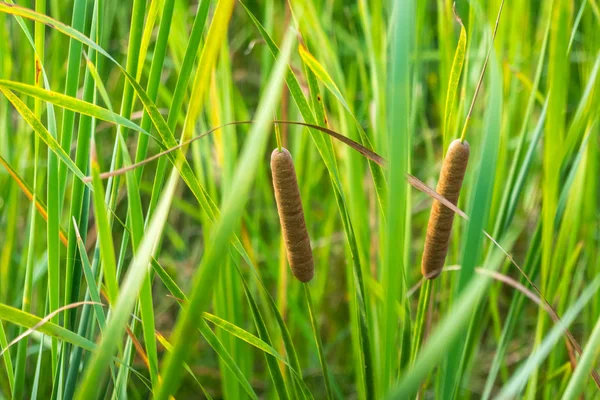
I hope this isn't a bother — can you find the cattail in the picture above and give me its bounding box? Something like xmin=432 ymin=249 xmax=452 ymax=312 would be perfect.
xmin=271 ymin=147 xmax=314 ymax=282
xmin=421 ymin=139 xmax=470 ymax=279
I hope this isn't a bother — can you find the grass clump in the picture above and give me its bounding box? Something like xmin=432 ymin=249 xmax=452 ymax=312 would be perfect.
xmin=0 ymin=0 xmax=599 ymax=399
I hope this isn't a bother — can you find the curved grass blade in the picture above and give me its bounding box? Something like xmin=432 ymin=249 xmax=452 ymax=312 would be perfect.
xmin=0 ymin=87 xmax=89 ymax=186
xmin=0 ymin=80 xmax=154 ymax=139
xmin=135 ymin=0 xmax=161 ymax=81
xmin=0 ymin=304 xmax=96 ymax=353
xmin=0 ymin=304 xmax=149 ymax=389
xmin=0 ymin=301 xmax=101 ymax=359
xmin=90 ymin=120 xmax=385 ymax=182
xmin=84 ymin=54 xmax=113 ymax=112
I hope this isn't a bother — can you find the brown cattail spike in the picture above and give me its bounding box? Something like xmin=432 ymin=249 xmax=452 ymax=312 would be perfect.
xmin=271 ymin=147 xmax=314 ymax=282
xmin=421 ymin=139 xmax=470 ymax=279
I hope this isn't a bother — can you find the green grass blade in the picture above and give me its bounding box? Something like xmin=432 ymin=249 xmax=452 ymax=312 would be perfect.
xmin=0 ymin=322 xmax=13 ymax=393
xmin=383 ymin=0 xmax=413 ymax=395
xmin=30 ymin=334 xmax=44 ymax=399
xmin=562 ymin=313 xmax=600 ymax=399
xmin=0 ymin=79 xmax=154 ymax=138
xmin=0 ymin=88 xmax=89 ymax=185
xmin=12 ymin=184 xmax=38 ymax=400
xmin=74 ymin=222 xmax=107 ymax=331
xmin=84 ymin=55 xmax=113 ymax=111
xmin=90 ymin=143 xmax=119 ymax=305
xmin=0 ymin=305 xmax=96 ymax=353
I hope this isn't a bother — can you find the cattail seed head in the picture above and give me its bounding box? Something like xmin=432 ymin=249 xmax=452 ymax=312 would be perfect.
xmin=421 ymin=139 xmax=470 ymax=279
xmin=271 ymin=147 xmax=314 ymax=282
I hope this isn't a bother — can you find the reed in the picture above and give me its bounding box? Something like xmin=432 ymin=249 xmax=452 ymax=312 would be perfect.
xmin=271 ymin=147 xmax=314 ymax=283
xmin=421 ymin=139 xmax=470 ymax=279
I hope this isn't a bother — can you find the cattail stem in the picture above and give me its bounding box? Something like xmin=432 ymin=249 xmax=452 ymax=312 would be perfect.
xmin=421 ymin=139 xmax=470 ymax=279
xmin=274 ymin=113 xmax=283 ymax=152
xmin=271 ymin=147 xmax=314 ymax=282
xmin=304 ymin=284 xmax=333 ymax=399
xmin=410 ymin=279 xmax=431 ymax=365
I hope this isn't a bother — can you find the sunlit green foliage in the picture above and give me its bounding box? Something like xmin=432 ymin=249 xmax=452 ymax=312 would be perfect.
xmin=0 ymin=0 xmax=599 ymax=398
